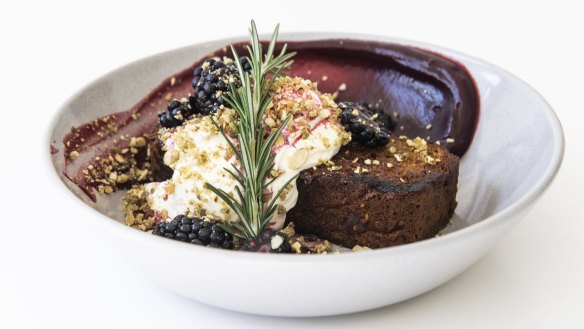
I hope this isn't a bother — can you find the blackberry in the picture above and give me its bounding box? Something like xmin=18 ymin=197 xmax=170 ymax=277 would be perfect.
xmin=191 ymin=57 xmax=251 ymax=115
xmin=338 ymin=102 xmax=393 ymax=148
xmin=152 ymin=215 xmax=234 ymax=249
xmin=241 ymin=229 xmax=292 ymax=253
xmin=158 ymin=97 xmax=198 ymax=128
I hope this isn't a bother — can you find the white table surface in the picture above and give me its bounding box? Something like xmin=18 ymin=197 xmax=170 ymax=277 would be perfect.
xmin=1 ymin=0 xmax=583 ymax=328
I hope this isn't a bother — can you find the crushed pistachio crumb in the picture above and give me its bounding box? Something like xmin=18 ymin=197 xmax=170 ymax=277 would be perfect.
xmin=394 ymin=153 xmax=407 ymax=162
xmin=69 ymin=151 xmax=80 ymax=161
xmin=352 ymin=245 xmax=371 ymax=252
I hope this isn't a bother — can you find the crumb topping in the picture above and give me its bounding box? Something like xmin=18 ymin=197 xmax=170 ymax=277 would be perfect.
xmin=124 ymin=185 xmax=156 ymax=231
xmin=79 ymin=134 xmax=153 ymax=195
xmin=316 ymin=136 xmax=445 ymax=180
xmin=265 ymin=76 xmax=351 ymax=147
xmin=281 ymin=223 xmax=333 ymax=254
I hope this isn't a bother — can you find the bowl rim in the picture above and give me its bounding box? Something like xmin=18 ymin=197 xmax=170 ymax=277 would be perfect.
xmin=45 ymin=32 xmax=565 ymax=263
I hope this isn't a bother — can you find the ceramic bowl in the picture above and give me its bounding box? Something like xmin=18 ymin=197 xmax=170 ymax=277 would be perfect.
xmin=47 ymin=33 xmax=564 ymax=317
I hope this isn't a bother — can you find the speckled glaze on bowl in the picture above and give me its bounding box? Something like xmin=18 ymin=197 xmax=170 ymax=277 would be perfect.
xmin=47 ymin=33 xmax=563 ymax=317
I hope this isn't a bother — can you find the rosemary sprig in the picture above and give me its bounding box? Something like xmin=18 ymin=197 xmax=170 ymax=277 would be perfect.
xmin=205 ymin=21 xmax=297 ymax=239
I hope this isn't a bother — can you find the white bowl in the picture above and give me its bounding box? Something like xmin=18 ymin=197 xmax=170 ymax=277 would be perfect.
xmin=47 ymin=33 xmax=564 ymax=317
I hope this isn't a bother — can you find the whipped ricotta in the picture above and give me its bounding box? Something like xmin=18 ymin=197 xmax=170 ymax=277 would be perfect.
xmin=146 ymin=111 xmax=240 ymax=222
xmin=146 ymin=77 xmax=350 ymax=229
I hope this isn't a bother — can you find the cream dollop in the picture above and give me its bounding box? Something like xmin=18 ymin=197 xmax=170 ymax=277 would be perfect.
xmin=146 ymin=77 xmax=349 ymax=229
xmin=146 ymin=116 xmax=240 ymax=222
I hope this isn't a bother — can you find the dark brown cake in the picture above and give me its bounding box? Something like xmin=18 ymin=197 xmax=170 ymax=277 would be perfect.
xmin=148 ymin=128 xmax=173 ymax=181
xmin=285 ymin=137 xmax=459 ymax=249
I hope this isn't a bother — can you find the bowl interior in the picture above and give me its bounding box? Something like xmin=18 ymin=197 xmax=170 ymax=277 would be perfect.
xmin=48 ymin=33 xmax=563 ymax=242
xmin=444 ymin=56 xmax=563 ymax=234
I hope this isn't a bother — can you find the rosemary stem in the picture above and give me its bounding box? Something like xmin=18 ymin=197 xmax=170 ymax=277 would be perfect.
xmin=206 ymin=21 xmax=295 ymax=239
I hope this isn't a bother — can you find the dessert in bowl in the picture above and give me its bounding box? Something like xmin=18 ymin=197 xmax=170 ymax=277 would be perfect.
xmin=47 ymin=23 xmax=563 ymax=316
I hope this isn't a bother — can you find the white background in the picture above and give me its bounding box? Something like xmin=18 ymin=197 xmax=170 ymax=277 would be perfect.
xmin=1 ymin=0 xmax=583 ymax=328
